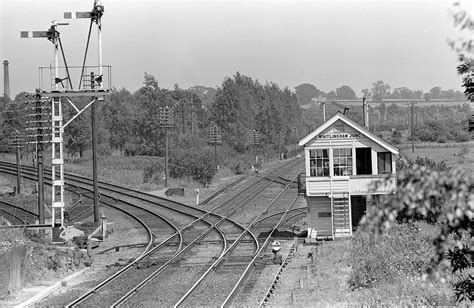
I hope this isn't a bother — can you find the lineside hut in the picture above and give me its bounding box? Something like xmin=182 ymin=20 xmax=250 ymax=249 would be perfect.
xmin=298 ymin=112 xmax=399 ymax=240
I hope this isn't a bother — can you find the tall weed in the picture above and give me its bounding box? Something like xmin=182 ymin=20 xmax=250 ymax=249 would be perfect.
xmin=349 ymin=222 xmax=434 ymax=289
xmin=349 ymin=222 xmax=453 ymax=304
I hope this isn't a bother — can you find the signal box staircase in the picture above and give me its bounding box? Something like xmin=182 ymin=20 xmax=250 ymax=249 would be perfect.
xmin=333 ymin=198 xmax=351 ymax=238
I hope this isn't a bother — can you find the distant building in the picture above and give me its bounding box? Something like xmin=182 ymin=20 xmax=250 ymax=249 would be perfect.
xmin=298 ymin=112 xmax=398 ymax=240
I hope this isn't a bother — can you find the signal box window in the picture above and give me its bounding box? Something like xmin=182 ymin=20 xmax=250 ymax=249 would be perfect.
xmin=333 ymin=148 xmax=353 ymax=176
xmin=309 ymin=149 xmax=329 ymax=177
xmin=377 ymin=152 xmax=392 ymax=174
xmin=356 ymin=147 xmax=372 ymax=175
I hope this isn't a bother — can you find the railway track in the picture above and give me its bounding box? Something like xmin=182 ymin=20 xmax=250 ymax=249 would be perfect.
xmin=0 ymin=200 xmax=38 ymax=225
xmin=114 ymin=158 xmax=305 ymax=307
xmin=0 ymin=162 xmax=249 ymax=306
xmin=0 ymin=158 xmax=305 ymax=306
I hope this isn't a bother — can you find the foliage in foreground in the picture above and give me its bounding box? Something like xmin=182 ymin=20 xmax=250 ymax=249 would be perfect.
xmin=350 ymin=223 xmax=432 ymax=289
xmin=361 ymin=164 xmax=473 ymax=303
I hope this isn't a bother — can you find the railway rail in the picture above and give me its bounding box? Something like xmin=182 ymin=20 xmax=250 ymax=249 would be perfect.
xmin=116 ymin=158 xmax=304 ymax=307
xmin=0 ymin=158 xmax=306 ymax=306
xmin=0 ymin=162 xmax=249 ymax=306
xmin=0 ymin=200 xmax=38 ymax=225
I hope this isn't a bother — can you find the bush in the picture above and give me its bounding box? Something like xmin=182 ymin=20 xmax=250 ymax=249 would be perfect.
xmin=397 ymin=155 xmax=451 ymax=172
xmin=97 ymin=143 xmax=112 ymax=156
xmin=169 ymin=147 xmax=217 ymax=186
xmin=230 ymin=159 xmax=248 ymax=174
xmin=455 ymin=130 xmax=471 ymax=142
xmin=390 ymin=136 xmax=401 ymax=144
xmin=436 ymin=134 xmax=448 ymax=143
xmin=417 ymin=127 xmax=435 ymax=142
xmin=391 ymin=129 xmax=402 ymax=139
xmin=143 ymin=161 xmax=164 ymax=183
xmin=454 ymin=145 xmax=470 ymax=164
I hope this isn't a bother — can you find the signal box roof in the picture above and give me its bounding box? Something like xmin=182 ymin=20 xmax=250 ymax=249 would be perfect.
xmin=298 ymin=112 xmax=399 ymax=155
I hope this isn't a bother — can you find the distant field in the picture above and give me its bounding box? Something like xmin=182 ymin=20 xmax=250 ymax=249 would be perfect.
xmin=301 ymin=100 xmax=468 ymax=109
xmin=400 ymin=141 xmax=474 ymax=173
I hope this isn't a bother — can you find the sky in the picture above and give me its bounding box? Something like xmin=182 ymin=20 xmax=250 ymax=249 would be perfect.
xmin=0 ymin=0 xmax=469 ymax=98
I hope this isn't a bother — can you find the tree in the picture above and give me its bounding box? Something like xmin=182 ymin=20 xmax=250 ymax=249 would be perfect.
xmin=371 ymin=80 xmax=391 ymax=103
xmin=212 ymin=72 xmax=301 ymax=152
xmin=448 ymin=1 xmax=474 ymax=56
xmin=294 ymin=83 xmax=323 ymax=105
xmin=188 ymin=85 xmax=217 ymax=108
xmin=102 ymin=88 xmax=133 ymax=155
xmin=429 ymin=86 xmax=442 ymax=100
xmin=64 ymin=106 xmax=91 ymax=158
xmin=389 ymin=87 xmax=422 ymax=99
xmin=457 ymin=55 xmax=474 ymax=101
xmin=326 ymin=90 xmax=337 ymax=100
xmin=335 ymin=85 xmax=357 ymax=100
xmin=361 ymin=89 xmax=371 ymax=98
xmin=129 ymin=73 xmax=177 ymax=156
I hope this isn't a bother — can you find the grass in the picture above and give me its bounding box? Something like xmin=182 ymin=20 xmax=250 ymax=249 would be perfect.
xmin=64 ymin=155 xmax=162 ymax=190
xmin=399 ymin=140 xmax=474 ymax=172
xmin=305 ymin=222 xmax=455 ymax=305
xmin=1 ymin=151 xmax=248 ymax=207
xmin=349 ymin=222 xmax=453 ymax=305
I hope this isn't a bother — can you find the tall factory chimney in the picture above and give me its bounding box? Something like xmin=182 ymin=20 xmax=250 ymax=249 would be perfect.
xmin=3 ymin=60 xmax=10 ymax=99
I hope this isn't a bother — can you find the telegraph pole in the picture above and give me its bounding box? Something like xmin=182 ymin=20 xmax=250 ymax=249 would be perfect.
xmin=181 ymin=102 xmax=185 ymax=135
xmin=411 ymin=102 xmax=415 ymax=153
xmin=165 ymin=127 xmax=169 ymax=187
xmin=16 ymin=145 xmax=21 ymax=194
xmin=25 ymin=92 xmax=50 ymax=225
xmin=37 ymin=144 xmax=45 ymax=225
xmin=11 ymin=132 xmax=23 ymax=195
xmin=312 ymin=96 xmax=327 ymax=126
xmin=209 ymin=123 xmax=222 ymax=170
xmin=160 ymin=106 xmax=174 ymax=187
xmin=191 ymin=97 xmax=195 ymax=136
xmin=251 ymin=129 xmax=260 ymax=166
xmin=35 ymin=94 xmax=45 ymax=225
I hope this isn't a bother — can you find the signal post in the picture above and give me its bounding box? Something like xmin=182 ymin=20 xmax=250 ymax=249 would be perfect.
xmin=21 ymin=1 xmax=110 ymax=228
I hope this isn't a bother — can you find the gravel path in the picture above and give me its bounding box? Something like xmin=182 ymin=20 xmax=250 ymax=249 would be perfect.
xmin=265 ymin=244 xmax=313 ymax=306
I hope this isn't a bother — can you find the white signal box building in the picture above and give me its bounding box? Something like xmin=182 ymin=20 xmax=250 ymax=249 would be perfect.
xmin=298 ymin=112 xmax=399 ymax=239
